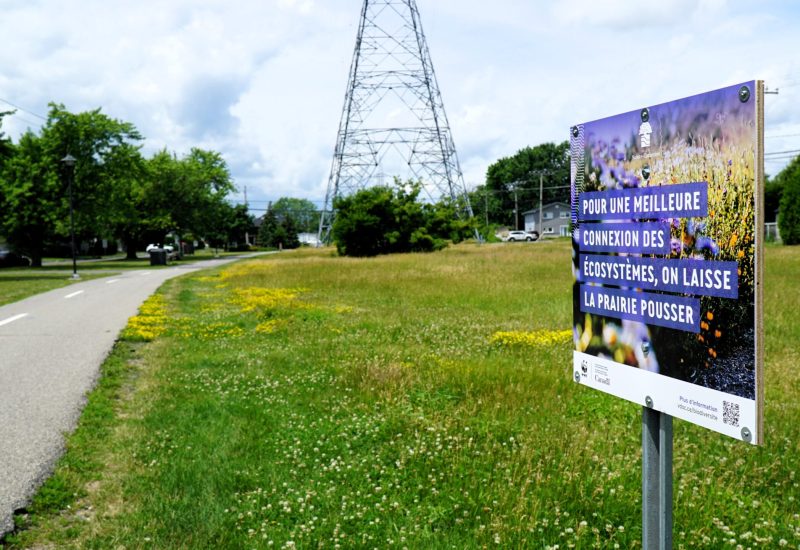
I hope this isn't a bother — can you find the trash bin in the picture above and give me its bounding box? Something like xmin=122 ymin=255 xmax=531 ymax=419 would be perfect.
xmin=149 ymin=248 xmax=167 ymax=266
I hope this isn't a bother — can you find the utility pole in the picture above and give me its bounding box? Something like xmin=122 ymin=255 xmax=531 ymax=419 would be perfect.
xmin=484 ymin=188 xmax=489 ymax=227
xmin=538 ymin=173 xmax=544 ymax=236
xmin=513 ymin=183 xmax=519 ymax=230
xmin=244 ymin=185 xmax=250 ymax=246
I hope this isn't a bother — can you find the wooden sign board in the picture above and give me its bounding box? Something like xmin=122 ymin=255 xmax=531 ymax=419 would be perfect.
xmin=570 ymin=81 xmax=764 ymax=444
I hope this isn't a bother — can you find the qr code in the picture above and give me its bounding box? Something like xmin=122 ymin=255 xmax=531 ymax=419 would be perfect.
xmin=723 ymin=401 xmax=740 ymax=427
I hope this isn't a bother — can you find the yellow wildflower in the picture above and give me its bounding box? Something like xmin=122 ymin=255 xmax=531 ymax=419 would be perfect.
xmin=490 ymin=329 xmax=573 ymax=348
xmin=121 ymin=295 xmax=168 ymax=341
xmin=255 ymin=319 xmax=287 ymax=334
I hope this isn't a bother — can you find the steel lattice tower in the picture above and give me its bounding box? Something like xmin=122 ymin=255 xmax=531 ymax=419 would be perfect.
xmin=318 ymin=0 xmax=476 ymax=242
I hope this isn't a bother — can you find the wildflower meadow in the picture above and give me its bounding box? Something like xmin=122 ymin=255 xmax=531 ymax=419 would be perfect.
xmin=4 ymin=241 xmax=799 ymax=549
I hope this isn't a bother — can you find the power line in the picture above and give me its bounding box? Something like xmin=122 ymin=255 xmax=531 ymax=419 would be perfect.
xmin=7 ymin=113 xmax=43 ymax=129
xmin=236 ymin=199 xmax=326 ymax=205
xmin=0 ymin=98 xmax=47 ymax=121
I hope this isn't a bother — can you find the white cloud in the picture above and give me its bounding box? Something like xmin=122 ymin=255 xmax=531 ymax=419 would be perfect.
xmin=1 ymin=0 xmax=799 ymax=208
xmin=551 ymin=0 xmax=724 ymax=29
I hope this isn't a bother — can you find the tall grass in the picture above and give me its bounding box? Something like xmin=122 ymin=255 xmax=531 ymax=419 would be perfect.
xmin=5 ymin=241 xmax=799 ymax=549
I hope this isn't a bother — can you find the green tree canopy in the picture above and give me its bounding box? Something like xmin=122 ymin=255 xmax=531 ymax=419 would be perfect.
xmin=331 ymin=179 xmax=457 ymax=257
xmin=764 ymin=175 xmax=782 ymax=224
xmin=0 ymin=110 xmax=14 ymax=161
xmin=270 ymin=197 xmax=319 ymax=233
xmin=40 ymin=103 xmax=143 ymax=240
xmin=225 ymin=203 xmax=256 ymax=249
xmin=777 ymin=155 xmax=800 ymax=244
xmin=0 ymin=104 xmax=240 ymax=261
xmin=483 ymin=141 xmax=570 ymax=227
xmin=105 ymin=142 xmax=147 ymax=258
xmin=0 ymin=131 xmax=59 ymax=265
xmin=143 ymin=147 xmax=235 ymax=248
xmin=1 ymin=105 xmax=146 ymax=263
xmin=259 ymin=205 xmax=300 ymax=249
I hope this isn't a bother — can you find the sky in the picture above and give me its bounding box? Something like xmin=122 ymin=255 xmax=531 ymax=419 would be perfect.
xmin=2 ymin=0 xmax=799 ymax=215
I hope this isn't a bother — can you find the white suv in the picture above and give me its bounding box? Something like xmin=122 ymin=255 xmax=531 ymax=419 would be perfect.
xmin=503 ymin=230 xmax=539 ymax=242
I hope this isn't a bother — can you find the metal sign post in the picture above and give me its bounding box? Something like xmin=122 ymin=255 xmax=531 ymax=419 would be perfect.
xmin=642 ymin=405 xmax=673 ymax=550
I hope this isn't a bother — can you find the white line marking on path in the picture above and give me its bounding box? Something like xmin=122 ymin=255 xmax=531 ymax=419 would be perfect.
xmin=65 ymin=290 xmax=84 ymax=299
xmin=106 ymin=279 xmax=120 ymax=284
xmin=0 ymin=313 xmax=28 ymax=327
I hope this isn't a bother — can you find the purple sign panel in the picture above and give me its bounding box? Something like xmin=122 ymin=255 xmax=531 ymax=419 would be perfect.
xmin=570 ymin=81 xmax=764 ymax=444
xmin=580 ymin=285 xmax=700 ymax=332
xmin=578 ymin=254 xmax=739 ymax=299
xmin=578 ymin=222 xmax=670 ymax=254
xmin=579 ymin=182 xmax=708 ymax=221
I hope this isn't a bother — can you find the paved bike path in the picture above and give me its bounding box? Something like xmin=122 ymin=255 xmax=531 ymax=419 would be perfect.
xmin=0 ymin=254 xmax=269 ymax=535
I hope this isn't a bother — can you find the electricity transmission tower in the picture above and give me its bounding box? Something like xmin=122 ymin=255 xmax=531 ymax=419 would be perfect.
xmin=318 ymin=0 xmax=476 ymax=242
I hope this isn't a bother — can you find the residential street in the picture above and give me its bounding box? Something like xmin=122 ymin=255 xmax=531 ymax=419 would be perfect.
xmin=0 ymin=253 xmax=269 ymax=535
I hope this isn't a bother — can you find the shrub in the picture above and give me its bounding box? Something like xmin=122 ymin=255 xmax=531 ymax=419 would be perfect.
xmin=332 ymin=180 xmax=455 ymax=257
xmin=778 ymin=157 xmax=800 ymax=245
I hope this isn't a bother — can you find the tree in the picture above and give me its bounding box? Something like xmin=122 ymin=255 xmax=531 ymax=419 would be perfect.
xmin=332 ymin=186 xmax=395 ymax=256
xmin=226 ymin=203 xmax=256 ymax=249
xmin=258 ymin=209 xmax=279 ymax=248
xmin=258 ymin=206 xmax=300 ymax=249
xmin=142 ymin=149 xmax=186 ymax=246
xmin=105 ymin=143 xmax=147 ymax=258
xmin=331 ymin=179 xmax=451 ymax=257
xmin=484 ymin=142 xmax=570 ymax=227
xmin=778 ymin=156 xmax=800 ymax=244
xmin=0 ymin=105 xmax=241 ymax=261
xmin=270 ymin=197 xmax=319 ymax=233
xmin=764 ymin=175 xmax=782 ymax=223
xmin=0 ymin=131 xmax=59 ymax=265
xmin=39 ymin=103 xmax=144 ymax=244
xmin=175 ymin=148 xmax=235 ymax=243
xmin=143 ymin=147 xmax=236 ymax=249
xmin=0 ymin=110 xmax=13 ymax=162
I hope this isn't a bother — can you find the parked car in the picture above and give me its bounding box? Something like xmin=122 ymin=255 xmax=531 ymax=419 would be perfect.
xmin=502 ymin=230 xmax=539 ymax=242
xmin=0 ymin=249 xmax=31 ymax=268
xmin=145 ymin=243 xmax=180 ymax=261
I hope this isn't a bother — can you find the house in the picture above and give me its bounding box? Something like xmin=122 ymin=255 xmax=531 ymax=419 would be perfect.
xmin=522 ymin=202 xmax=571 ymax=237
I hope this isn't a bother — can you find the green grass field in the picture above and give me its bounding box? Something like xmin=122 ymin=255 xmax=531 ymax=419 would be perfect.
xmin=0 ymin=249 xmax=260 ymax=307
xmin=3 ymin=241 xmax=799 ymax=549
xmin=0 ymin=271 xmax=114 ymax=307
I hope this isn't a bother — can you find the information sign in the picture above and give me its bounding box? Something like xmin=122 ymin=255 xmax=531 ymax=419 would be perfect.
xmin=570 ymin=82 xmax=764 ymax=444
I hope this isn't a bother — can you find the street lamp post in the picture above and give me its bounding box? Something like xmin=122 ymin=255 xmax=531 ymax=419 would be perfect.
xmin=61 ymin=154 xmax=79 ymax=279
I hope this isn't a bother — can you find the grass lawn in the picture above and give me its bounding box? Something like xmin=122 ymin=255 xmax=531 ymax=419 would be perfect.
xmin=3 ymin=241 xmax=799 ymax=549
xmin=0 ymin=249 xmax=267 ymax=307
xmin=0 ymin=271 xmax=116 ymax=307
